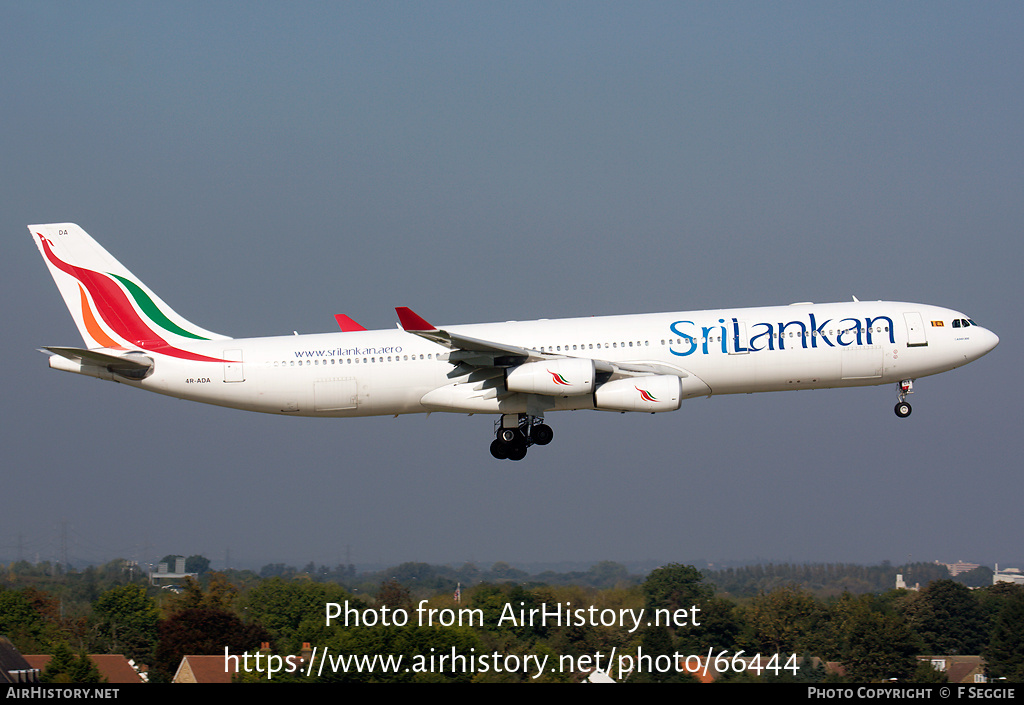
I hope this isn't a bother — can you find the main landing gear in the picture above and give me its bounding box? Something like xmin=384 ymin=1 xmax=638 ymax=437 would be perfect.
xmin=894 ymin=379 xmax=913 ymax=418
xmin=489 ymin=414 xmax=553 ymax=461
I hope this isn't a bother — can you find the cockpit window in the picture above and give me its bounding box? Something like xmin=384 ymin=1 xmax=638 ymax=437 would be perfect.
xmin=952 ymin=319 xmax=961 ymax=328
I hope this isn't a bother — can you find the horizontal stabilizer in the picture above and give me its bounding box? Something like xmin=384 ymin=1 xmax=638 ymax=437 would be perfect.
xmin=43 ymin=346 xmax=154 ymax=379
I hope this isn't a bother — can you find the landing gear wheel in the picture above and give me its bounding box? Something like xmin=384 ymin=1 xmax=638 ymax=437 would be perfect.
xmin=491 ymin=414 xmax=549 ymax=460
xmin=894 ymin=401 xmax=912 ymax=418
xmin=507 ymin=444 xmax=528 ymax=461
xmin=531 ymin=423 xmax=553 ymax=446
xmin=498 ymin=428 xmax=524 ymax=444
xmin=490 ymin=439 xmax=510 ymax=459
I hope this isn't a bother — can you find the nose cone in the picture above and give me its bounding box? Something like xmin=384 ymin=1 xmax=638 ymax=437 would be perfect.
xmin=982 ymin=327 xmax=999 ymax=354
xmin=971 ymin=326 xmax=999 ymax=360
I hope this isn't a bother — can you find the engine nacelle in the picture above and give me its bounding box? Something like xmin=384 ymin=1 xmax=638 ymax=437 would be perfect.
xmin=593 ymin=375 xmax=683 ymax=412
xmin=505 ymin=358 xmax=595 ymax=396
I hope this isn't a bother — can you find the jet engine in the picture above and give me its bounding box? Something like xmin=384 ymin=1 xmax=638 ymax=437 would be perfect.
xmin=593 ymin=375 xmax=683 ymax=412
xmin=505 ymin=358 xmax=595 ymax=396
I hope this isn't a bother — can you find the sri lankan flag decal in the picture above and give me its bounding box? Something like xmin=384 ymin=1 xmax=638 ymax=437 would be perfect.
xmin=636 ymin=386 xmax=658 ymax=402
xmin=548 ymin=369 xmax=571 ymax=386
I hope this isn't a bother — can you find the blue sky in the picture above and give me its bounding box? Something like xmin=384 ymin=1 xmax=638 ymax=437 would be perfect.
xmin=2 ymin=2 xmax=1021 ymax=572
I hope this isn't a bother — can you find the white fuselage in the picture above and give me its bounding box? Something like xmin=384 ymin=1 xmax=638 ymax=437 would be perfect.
xmin=72 ymin=300 xmax=997 ymax=418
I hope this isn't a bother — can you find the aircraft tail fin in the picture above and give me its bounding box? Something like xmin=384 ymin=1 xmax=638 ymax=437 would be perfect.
xmin=30 ymin=223 xmax=231 ymax=352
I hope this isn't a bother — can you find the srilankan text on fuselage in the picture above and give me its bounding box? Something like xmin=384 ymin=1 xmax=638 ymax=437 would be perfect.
xmin=668 ymin=312 xmax=895 ymax=357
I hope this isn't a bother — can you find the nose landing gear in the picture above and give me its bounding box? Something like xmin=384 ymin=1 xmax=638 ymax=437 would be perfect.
xmin=894 ymin=379 xmax=913 ymax=418
xmin=490 ymin=414 xmax=554 ymax=460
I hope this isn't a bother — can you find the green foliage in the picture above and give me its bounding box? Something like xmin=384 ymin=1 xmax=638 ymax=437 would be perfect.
xmin=691 ymin=595 xmax=743 ymax=653
xmin=0 ymin=587 xmax=60 ymax=652
xmin=90 ymin=584 xmax=159 ymax=662
xmin=4 ymin=557 xmax=1020 ymax=684
xmin=745 ymin=585 xmax=824 ymax=654
xmin=706 ymin=561 xmax=950 ymax=598
xmin=954 ymin=566 xmax=994 ymax=589
xmin=641 ymin=563 xmax=713 ymax=652
xmin=242 ymin=578 xmax=359 ymax=651
xmin=631 ymin=625 xmax=677 ymax=683
xmin=40 ymin=643 xmax=104 ymax=683
xmin=377 ymin=579 xmax=413 ymax=611
xmin=154 ymin=607 xmax=272 ymax=680
xmin=836 ymin=594 xmax=918 ymax=682
xmin=983 ymin=587 xmax=1024 ymax=681
xmin=912 ymin=659 xmax=948 ymax=683
xmin=259 ymin=563 xmax=296 ymax=579
xmin=903 ymin=579 xmax=987 ymax=655
xmin=164 ymin=573 xmax=240 ymax=615
xmin=642 ymin=563 xmax=712 ymax=613
xmin=184 ymin=555 xmax=210 ymax=575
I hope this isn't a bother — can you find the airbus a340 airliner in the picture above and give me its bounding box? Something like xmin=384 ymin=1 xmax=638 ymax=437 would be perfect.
xmin=31 ymin=223 xmax=998 ymax=460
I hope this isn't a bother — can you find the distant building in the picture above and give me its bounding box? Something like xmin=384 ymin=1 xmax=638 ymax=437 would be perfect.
xmin=896 ymin=573 xmax=920 ymax=591
xmin=149 ymin=556 xmax=198 ymax=587
xmin=943 ymin=561 xmax=981 ymax=576
xmin=993 ymin=565 xmax=1024 ymax=586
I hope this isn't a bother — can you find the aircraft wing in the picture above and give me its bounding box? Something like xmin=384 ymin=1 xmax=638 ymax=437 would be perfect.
xmin=395 ymin=307 xmax=688 ymax=379
xmin=396 ymin=307 xmax=537 ymax=363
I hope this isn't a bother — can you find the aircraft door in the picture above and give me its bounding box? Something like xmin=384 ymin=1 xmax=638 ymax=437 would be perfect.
xmin=904 ymin=312 xmax=928 ymax=347
xmin=224 ymin=349 xmax=244 ymax=382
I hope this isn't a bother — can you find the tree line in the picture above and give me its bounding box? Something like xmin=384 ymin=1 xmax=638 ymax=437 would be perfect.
xmin=1 ymin=558 xmax=1021 ymax=682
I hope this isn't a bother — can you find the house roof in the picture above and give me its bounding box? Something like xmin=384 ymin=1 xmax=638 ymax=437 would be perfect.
xmin=23 ymin=654 xmax=145 ymax=684
xmin=0 ymin=636 xmax=38 ymax=684
xmin=173 ymin=655 xmax=238 ymax=684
